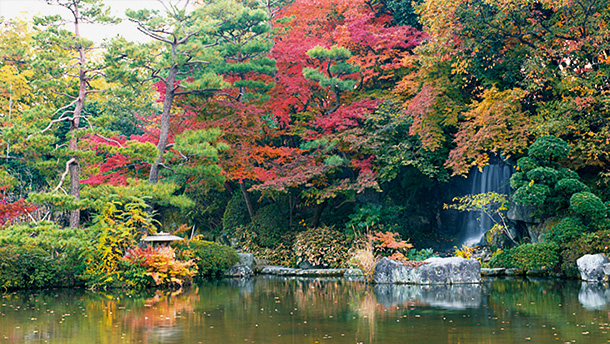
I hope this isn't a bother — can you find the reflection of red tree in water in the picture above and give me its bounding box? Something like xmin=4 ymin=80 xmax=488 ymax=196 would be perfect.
xmin=119 ymin=288 xmax=199 ymax=342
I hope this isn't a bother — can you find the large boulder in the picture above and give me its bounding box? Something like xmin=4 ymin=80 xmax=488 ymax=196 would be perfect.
xmin=373 ymin=257 xmax=481 ymax=284
xmin=224 ymin=265 xmax=253 ymax=278
xmin=237 ymin=253 xmax=255 ymax=269
xmin=577 ymin=254 xmax=610 ymax=282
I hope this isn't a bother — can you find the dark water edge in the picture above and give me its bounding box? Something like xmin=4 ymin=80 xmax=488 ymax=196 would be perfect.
xmin=2 ymin=277 xmax=610 ymax=344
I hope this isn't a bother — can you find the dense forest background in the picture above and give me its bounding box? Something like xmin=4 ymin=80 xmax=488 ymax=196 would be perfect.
xmin=1 ymin=0 xmax=609 ymax=271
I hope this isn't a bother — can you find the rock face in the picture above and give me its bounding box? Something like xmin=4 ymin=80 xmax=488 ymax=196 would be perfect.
xmin=373 ymin=257 xmax=481 ymax=284
xmin=237 ymin=253 xmax=255 ymax=269
xmin=577 ymin=254 xmax=610 ymax=282
xmin=224 ymin=265 xmax=253 ymax=278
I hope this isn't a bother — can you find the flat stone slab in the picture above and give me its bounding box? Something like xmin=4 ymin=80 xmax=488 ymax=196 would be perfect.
xmin=373 ymin=257 xmax=481 ymax=285
xmin=526 ymin=269 xmax=548 ymax=276
xmin=481 ymin=268 xmax=505 ymax=276
xmin=260 ymin=266 xmax=346 ymax=276
xmin=505 ymin=268 xmax=524 ymax=276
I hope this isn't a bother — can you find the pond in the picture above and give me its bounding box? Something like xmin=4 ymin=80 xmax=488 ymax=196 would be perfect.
xmin=2 ymin=277 xmax=610 ymax=343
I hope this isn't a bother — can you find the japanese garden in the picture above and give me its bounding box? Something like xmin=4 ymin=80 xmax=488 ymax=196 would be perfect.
xmin=1 ymin=0 xmax=610 ymax=342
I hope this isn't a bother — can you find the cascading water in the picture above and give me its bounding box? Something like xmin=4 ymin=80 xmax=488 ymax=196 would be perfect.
xmin=461 ymin=162 xmax=512 ymax=246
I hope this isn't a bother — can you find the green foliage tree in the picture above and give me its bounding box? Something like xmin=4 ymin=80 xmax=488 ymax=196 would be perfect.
xmin=17 ymin=0 xmax=119 ymax=228
xmin=106 ymin=0 xmax=226 ymax=185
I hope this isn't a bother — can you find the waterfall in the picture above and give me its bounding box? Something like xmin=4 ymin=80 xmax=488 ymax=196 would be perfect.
xmin=461 ymin=163 xmax=512 ymax=246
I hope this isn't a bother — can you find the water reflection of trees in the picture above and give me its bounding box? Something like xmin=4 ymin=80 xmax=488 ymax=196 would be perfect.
xmin=487 ymin=278 xmax=610 ymax=343
xmin=2 ymin=278 xmax=610 ymax=343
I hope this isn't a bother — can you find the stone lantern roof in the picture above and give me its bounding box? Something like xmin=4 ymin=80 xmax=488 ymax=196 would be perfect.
xmin=140 ymin=232 xmax=184 ymax=246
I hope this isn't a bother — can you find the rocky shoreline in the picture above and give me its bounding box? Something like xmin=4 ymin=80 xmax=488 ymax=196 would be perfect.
xmin=226 ymin=252 xmax=610 ymax=284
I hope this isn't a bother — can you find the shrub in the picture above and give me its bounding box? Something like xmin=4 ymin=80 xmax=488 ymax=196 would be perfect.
xmin=513 ymin=184 xmax=551 ymax=206
xmin=293 ymin=226 xmax=352 ymax=268
xmin=348 ymin=239 xmax=377 ymax=282
xmin=489 ymin=243 xmax=560 ymax=270
xmin=570 ymin=192 xmax=607 ymax=222
xmin=0 ymin=222 xmax=89 ymax=290
xmin=406 ymin=248 xmax=436 ymax=261
xmin=543 ymin=217 xmax=585 ymax=246
xmin=516 ymin=157 xmax=538 ymax=173
xmin=0 ymin=244 xmax=84 ymax=290
xmin=526 ymin=167 xmax=558 ymax=185
xmin=232 ymin=226 xmax=296 ymax=266
xmin=222 ymin=193 xmax=250 ymax=233
xmin=528 ymin=135 xmax=570 ymax=162
xmin=247 ymin=203 xmax=290 ymax=247
xmin=174 ymin=238 xmax=238 ymax=278
xmin=510 ymin=172 xmax=528 ymax=190
xmin=555 ymin=178 xmax=589 ymax=195
xmin=123 ymin=246 xmax=197 ymax=288
xmin=561 ymin=230 xmax=610 ymax=277
xmin=556 ymin=168 xmax=580 ymax=181
xmin=369 ymin=230 xmax=413 ymax=261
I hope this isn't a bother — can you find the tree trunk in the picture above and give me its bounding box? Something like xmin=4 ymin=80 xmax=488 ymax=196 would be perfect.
xmin=311 ymin=201 xmax=327 ymax=228
xmin=239 ymin=180 xmax=255 ymax=220
xmin=68 ymin=11 xmax=87 ymax=229
xmin=149 ymin=64 xmax=177 ymax=184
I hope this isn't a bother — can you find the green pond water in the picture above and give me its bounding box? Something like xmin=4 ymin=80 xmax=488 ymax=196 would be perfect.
xmin=2 ymin=276 xmax=610 ymax=344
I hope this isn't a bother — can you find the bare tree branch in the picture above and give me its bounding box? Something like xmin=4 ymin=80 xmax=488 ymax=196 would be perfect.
xmin=53 ymin=158 xmax=77 ymax=193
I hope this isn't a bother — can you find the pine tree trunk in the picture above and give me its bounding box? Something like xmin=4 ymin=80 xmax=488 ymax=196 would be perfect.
xmin=149 ymin=64 xmax=177 ymax=184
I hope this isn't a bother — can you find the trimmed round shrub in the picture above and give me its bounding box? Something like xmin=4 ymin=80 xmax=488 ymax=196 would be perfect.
xmin=174 ymin=239 xmax=238 ymax=278
xmin=293 ymin=226 xmax=351 ymax=268
xmin=510 ymin=172 xmax=528 ymax=190
xmin=570 ymin=192 xmax=607 ymax=221
xmin=528 ymin=135 xmax=570 ymax=162
xmin=489 ymin=243 xmax=560 ymax=270
xmin=516 ymin=157 xmax=538 ymax=173
xmin=513 ymin=184 xmax=551 ymax=206
xmin=556 ymin=168 xmax=580 ymax=181
xmin=526 ymin=167 xmax=558 ymax=185
xmin=543 ymin=217 xmax=585 ymax=246
xmin=555 ymin=178 xmax=589 ymax=195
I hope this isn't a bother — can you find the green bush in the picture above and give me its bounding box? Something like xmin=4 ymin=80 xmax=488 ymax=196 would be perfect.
xmin=510 ymin=172 xmax=528 ymax=190
xmin=543 ymin=217 xmax=585 ymax=246
xmin=247 ymin=203 xmax=290 ymax=247
xmin=232 ymin=226 xmax=296 ymax=266
xmin=570 ymin=192 xmax=607 ymax=222
xmin=555 ymin=178 xmax=589 ymax=195
xmin=513 ymin=184 xmax=551 ymax=206
xmin=489 ymin=243 xmax=560 ymax=270
xmin=526 ymin=167 xmax=558 ymax=185
xmin=406 ymin=248 xmax=436 ymax=261
xmin=528 ymin=135 xmax=570 ymax=162
xmin=556 ymin=168 xmax=580 ymax=181
xmin=293 ymin=226 xmax=352 ymax=268
xmin=516 ymin=157 xmax=538 ymax=173
xmin=561 ymin=230 xmax=610 ymax=277
xmin=0 ymin=244 xmax=84 ymax=290
xmin=174 ymin=238 xmax=238 ymax=278
xmin=0 ymin=222 xmax=89 ymax=290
